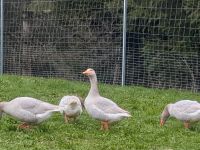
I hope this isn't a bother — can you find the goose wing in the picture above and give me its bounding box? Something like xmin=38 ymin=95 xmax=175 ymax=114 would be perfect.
xmin=11 ymin=97 xmax=58 ymax=114
xmin=95 ymin=96 xmax=130 ymax=114
xmin=172 ymin=100 xmax=200 ymax=114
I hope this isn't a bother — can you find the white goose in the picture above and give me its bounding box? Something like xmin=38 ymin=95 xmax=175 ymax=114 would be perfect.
xmin=83 ymin=68 xmax=131 ymax=130
xmin=0 ymin=97 xmax=67 ymax=128
xmin=160 ymin=100 xmax=200 ymax=128
xmin=59 ymin=96 xmax=82 ymax=123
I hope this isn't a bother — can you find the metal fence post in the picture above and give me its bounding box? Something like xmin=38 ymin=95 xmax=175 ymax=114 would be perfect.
xmin=0 ymin=0 xmax=3 ymax=75
xmin=122 ymin=0 xmax=127 ymax=86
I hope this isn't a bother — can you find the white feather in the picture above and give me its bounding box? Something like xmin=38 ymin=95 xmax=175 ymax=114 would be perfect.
xmin=59 ymin=96 xmax=82 ymax=118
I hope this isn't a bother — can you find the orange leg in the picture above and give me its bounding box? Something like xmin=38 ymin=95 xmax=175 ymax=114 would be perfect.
xmin=160 ymin=119 xmax=165 ymax=126
xmin=100 ymin=122 xmax=104 ymax=130
xmin=184 ymin=121 xmax=190 ymax=128
xmin=18 ymin=122 xmax=30 ymax=129
xmin=64 ymin=114 xmax=69 ymax=123
xmin=104 ymin=121 xmax=109 ymax=130
xmin=100 ymin=121 xmax=109 ymax=131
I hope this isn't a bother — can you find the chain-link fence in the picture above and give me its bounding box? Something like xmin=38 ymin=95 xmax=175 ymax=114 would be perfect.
xmin=1 ymin=0 xmax=200 ymax=91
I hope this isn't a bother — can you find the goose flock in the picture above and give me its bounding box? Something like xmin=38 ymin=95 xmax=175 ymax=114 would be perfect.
xmin=0 ymin=68 xmax=131 ymax=130
xmin=0 ymin=68 xmax=199 ymax=130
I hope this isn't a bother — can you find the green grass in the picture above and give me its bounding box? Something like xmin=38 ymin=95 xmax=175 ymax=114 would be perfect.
xmin=1 ymin=75 xmax=200 ymax=149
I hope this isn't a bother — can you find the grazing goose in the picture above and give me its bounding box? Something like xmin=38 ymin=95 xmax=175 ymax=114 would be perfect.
xmin=160 ymin=100 xmax=200 ymax=128
xmin=59 ymin=96 xmax=82 ymax=123
xmin=83 ymin=68 xmax=131 ymax=130
xmin=0 ymin=97 xmax=67 ymax=129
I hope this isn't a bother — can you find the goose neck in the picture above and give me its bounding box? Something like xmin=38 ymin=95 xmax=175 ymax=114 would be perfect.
xmin=161 ymin=104 xmax=170 ymax=121
xmin=88 ymin=74 xmax=99 ymax=96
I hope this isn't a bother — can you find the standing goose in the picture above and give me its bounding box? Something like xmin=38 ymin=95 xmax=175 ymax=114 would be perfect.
xmin=83 ymin=68 xmax=131 ymax=130
xmin=0 ymin=97 xmax=67 ymax=129
xmin=160 ymin=100 xmax=200 ymax=128
xmin=59 ymin=96 xmax=83 ymax=123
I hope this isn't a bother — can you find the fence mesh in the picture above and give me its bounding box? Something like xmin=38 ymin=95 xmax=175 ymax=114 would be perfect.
xmin=0 ymin=0 xmax=3 ymax=74
xmin=2 ymin=0 xmax=200 ymax=91
xmin=3 ymin=0 xmax=123 ymax=84
xmin=126 ymin=0 xmax=200 ymax=91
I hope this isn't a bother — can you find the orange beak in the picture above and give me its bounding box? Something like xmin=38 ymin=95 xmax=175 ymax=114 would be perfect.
xmin=82 ymin=69 xmax=89 ymax=75
xmin=82 ymin=71 xmax=87 ymax=74
xmin=160 ymin=119 xmax=165 ymax=126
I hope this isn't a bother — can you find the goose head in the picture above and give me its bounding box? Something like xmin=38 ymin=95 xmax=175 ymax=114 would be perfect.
xmin=82 ymin=68 xmax=96 ymax=76
xmin=69 ymin=101 xmax=78 ymax=109
xmin=82 ymin=68 xmax=99 ymax=96
xmin=160 ymin=104 xmax=171 ymax=126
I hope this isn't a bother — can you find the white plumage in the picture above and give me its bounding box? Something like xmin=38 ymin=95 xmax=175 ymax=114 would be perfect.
xmin=59 ymin=96 xmax=82 ymax=123
xmin=160 ymin=100 xmax=200 ymax=128
xmin=83 ymin=68 xmax=131 ymax=130
xmin=0 ymin=97 xmax=68 ymax=128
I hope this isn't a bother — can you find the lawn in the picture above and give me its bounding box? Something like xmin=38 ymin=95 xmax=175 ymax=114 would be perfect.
xmin=0 ymin=75 xmax=200 ymax=149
